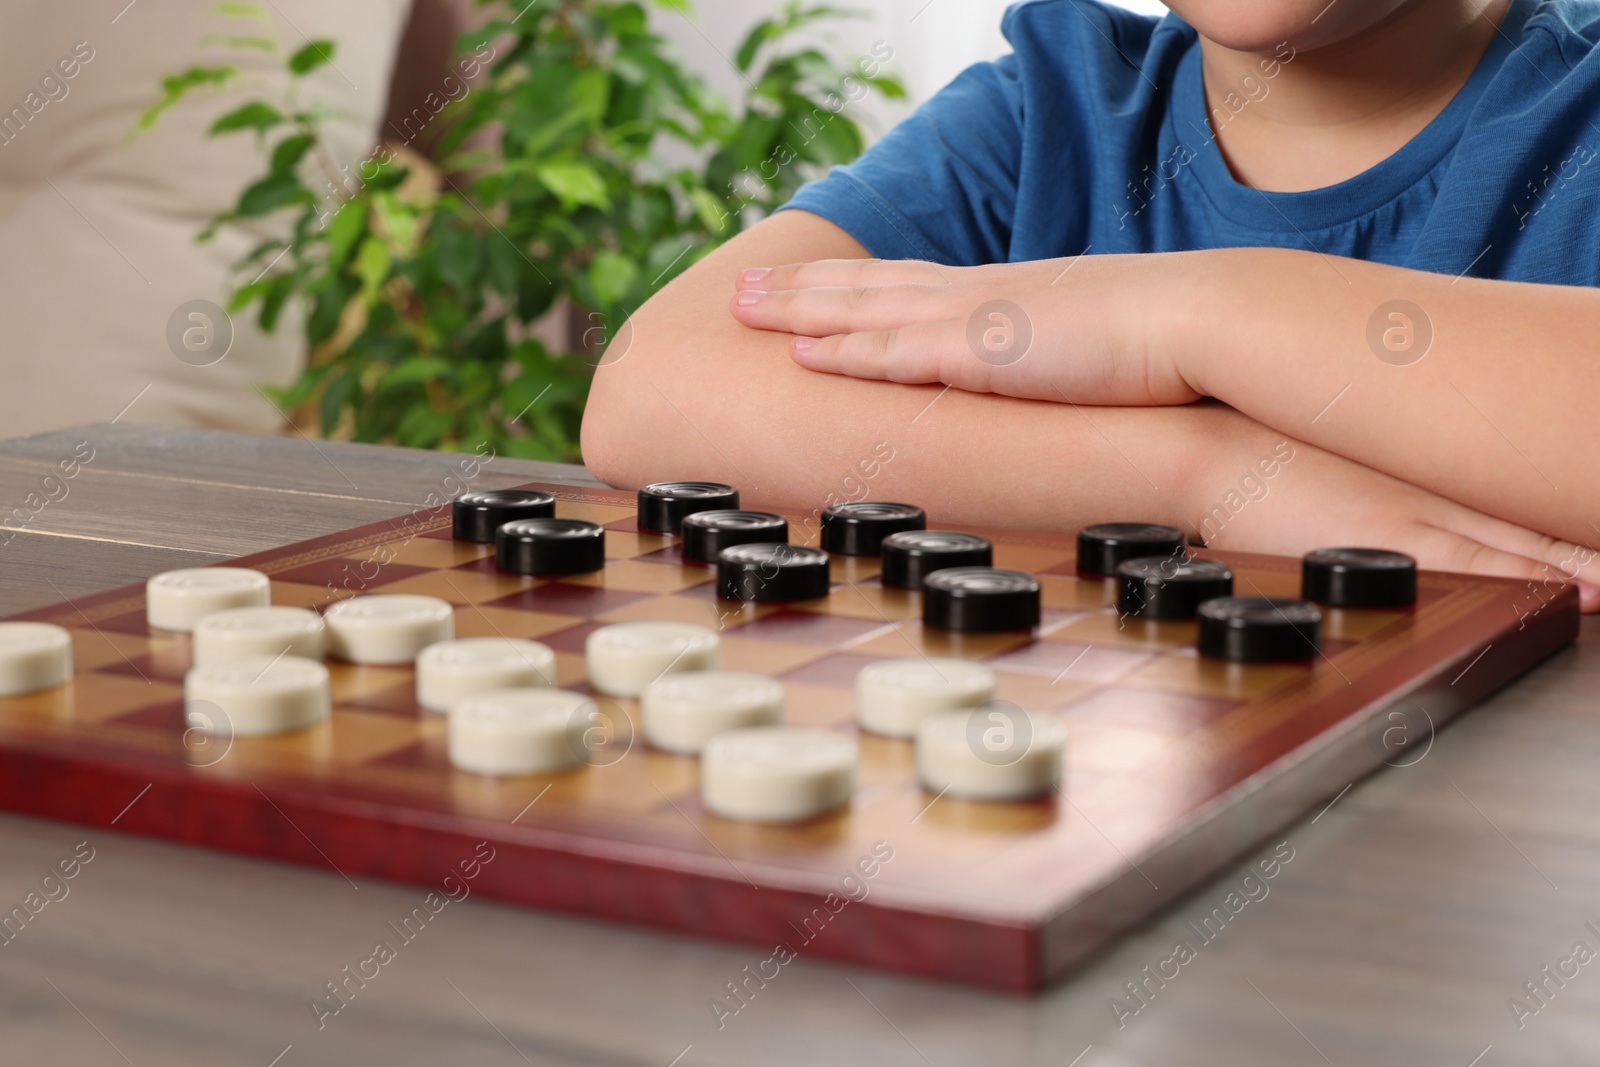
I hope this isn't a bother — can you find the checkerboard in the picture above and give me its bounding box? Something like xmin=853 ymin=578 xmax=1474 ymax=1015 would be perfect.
xmin=0 ymin=482 xmax=1578 ymax=990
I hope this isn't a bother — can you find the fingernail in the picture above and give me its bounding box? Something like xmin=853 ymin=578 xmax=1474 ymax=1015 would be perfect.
xmin=793 ymin=337 xmax=817 ymax=353
xmin=735 ymin=290 xmax=765 ymax=307
xmin=740 ymin=268 xmax=770 ymax=285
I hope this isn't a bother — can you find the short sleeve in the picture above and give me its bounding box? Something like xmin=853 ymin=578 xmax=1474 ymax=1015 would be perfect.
xmin=779 ymin=54 xmax=1025 ymax=266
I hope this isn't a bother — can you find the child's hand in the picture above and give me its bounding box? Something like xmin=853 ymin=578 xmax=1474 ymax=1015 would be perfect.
xmin=1190 ymin=429 xmax=1600 ymax=614
xmin=729 ymin=255 xmax=1201 ymax=406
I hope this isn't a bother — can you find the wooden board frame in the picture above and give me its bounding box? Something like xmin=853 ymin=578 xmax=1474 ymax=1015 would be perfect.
xmin=0 ymin=482 xmax=1577 ymax=991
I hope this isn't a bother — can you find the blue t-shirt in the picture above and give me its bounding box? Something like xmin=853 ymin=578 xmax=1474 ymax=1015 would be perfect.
xmin=782 ymin=0 xmax=1600 ymax=284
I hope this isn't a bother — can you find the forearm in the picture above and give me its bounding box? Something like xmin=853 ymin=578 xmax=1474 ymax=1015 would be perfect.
xmin=582 ymin=216 xmax=1600 ymax=605
xmin=1173 ymin=246 xmax=1600 ymax=544
xmin=591 ymin=367 xmax=1263 ymax=536
xmin=588 ymin=324 xmax=1198 ymax=532
xmin=584 ymin=217 xmax=1261 ymax=532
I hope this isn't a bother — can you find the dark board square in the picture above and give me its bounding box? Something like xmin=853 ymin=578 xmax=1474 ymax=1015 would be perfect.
xmin=672 ymin=579 xmax=837 ymax=606
xmin=112 ymin=697 xmax=186 ymax=729
xmin=99 ymin=648 xmax=193 ymax=685
xmin=1038 ymin=607 xmax=1086 ymax=630
xmin=109 ymin=698 xmax=237 ymax=767
xmin=274 ymin=559 xmax=433 ymax=591
xmin=635 ymin=544 xmax=699 ymax=566
xmin=346 ymin=682 xmax=425 ymax=717
xmin=453 ymin=555 xmax=506 ymax=574
xmin=96 ymin=610 xmax=152 ymax=636
xmin=374 ymin=736 xmax=452 ymax=770
xmin=486 ymin=583 xmax=651 ymax=616
xmin=779 ymin=652 xmax=885 ymax=688
xmin=733 ymin=609 xmax=894 ymax=647
xmin=535 ymin=620 xmax=610 ymax=654
xmin=1320 ymin=638 xmax=1358 ymax=659
xmin=1039 ymin=558 xmax=1093 ymax=578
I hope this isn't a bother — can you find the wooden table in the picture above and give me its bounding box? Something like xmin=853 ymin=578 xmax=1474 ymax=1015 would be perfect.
xmin=1 ymin=424 xmax=1595 ymax=1067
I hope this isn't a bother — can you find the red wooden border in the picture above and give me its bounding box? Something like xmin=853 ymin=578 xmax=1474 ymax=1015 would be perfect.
xmin=0 ymin=482 xmax=1579 ymax=991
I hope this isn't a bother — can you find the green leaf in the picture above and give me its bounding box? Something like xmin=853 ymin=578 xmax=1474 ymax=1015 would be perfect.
xmin=137 ymin=65 xmax=234 ymax=131
xmin=269 ymin=132 xmax=314 ymax=172
xmin=515 ymin=267 xmax=558 ymax=323
xmin=274 ymin=358 xmax=337 ymax=410
xmin=688 ymin=186 xmax=731 ymax=234
xmin=258 ymin=273 xmax=295 ymax=332
xmin=503 ymin=68 xmax=611 ymax=157
xmin=325 ymin=199 xmax=367 ymax=269
xmin=864 ymin=73 xmax=908 ymax=101
xmin=210 ymin=101 xmax=283 ymax=135
xmin=306 ymin=273 xmax=358 ymax=344
xmin=735 ymin=6 xmax=865 ymax=72
xmin=565 ymin=68 xmax=612 ymax=125
xmin=483 ymin=234 xmax=522 ymax=298
xmin=361 ymin=160 xmax=410 ymax=192
xmin=734 ymin=18 xmax=777 ymax=73
xmin=371 ymin=190 xmax=420 ymax=255
xmin=226 ymin=276 xmax=273 ymax=313
xmin=534 ymin=161 xmax=610 ymax=209
xmin=587 ymin=251 xmax=638 ymax=307
xmin=438 ymin=148 xmax=495 ymax=174
xmin=236 ymin=172 xmax=311 ymax=216
xmin=234 ymin=240 xmax=287 ymax=273
xmin=457 ymin=21 xmax=520 ymax=54
xmin=501 ymin=368 xmax=555 ymax=422
xmin=644 ymin=236 xmax=708 ymax=289
xmin=431 ymin=224 xmax=480 ymax=294
xmin=200 ymin=34 xmax=276 ymax=51
xmin=792 ymin=101 xmax=861 ymax=164
xmin=397 ymin=405 xmax=455 ymax=448
xmin=213 ymin=1 xmax=270 ymax=18
xmin=288 ymin=40 xmax=336 ymax=76
xmin=344 ymin=333 xmax=412 ymax=367
xmin=380 ymin=357 xmax=454 ymax=390
xmin=355 ymin=237 xmax=392 ymax=298
xmin=502 ymin=104 xmax=588 ymax=158
xmin=778 ymin=4 xmax=867 ymax=33
xmin=320 ymin=369 xmax=360 ymax=436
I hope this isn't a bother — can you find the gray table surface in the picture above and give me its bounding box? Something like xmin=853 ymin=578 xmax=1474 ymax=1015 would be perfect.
xmin=1 ymin=423 xmax=1596 ymax=1067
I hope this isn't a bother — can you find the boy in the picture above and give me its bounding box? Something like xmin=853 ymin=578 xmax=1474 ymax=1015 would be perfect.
xmin=583 ymin=0 xmax=1600 ymax=609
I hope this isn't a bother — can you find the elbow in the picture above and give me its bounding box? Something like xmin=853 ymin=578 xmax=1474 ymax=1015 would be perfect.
xmin=579 ymin=282 xmax=771 ymax=488
xmin=579 ymin=365 xmax=639 ymax=489
xmin=579 ymin=301 xmax=733 ymax=488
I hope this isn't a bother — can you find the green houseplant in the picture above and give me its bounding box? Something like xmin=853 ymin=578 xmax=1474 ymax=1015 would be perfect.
xmin=145 ymin=0 xmax=903 ymax=460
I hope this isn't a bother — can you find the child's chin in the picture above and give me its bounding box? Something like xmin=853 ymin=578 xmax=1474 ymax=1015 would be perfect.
xmin=1167 ymin=0 xmax=1402 ymax=54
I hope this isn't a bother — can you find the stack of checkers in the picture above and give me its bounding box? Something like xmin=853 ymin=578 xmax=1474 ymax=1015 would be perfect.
xmin=0 ymin=484 xmax=1421 ymax=826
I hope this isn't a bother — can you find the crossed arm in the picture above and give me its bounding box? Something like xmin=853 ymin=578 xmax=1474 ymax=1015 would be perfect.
xmin=731 ymin=242 xmax=1600 ymax=547
xmin=581 ymin=209 xmax=1600 ymax=606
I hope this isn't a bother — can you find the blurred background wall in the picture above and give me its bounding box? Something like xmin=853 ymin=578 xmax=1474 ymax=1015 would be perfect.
xmin=0 ymin=0 xmax=411 ymax=437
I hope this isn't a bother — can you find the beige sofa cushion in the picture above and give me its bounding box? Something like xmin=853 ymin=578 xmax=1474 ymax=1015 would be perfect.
xmin=0 ymin=0 xmax=410 ymax=436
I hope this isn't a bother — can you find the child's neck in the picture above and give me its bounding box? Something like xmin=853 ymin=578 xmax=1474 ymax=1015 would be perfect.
xmin=1199 ymin=0 xmax=1512 ymax=192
